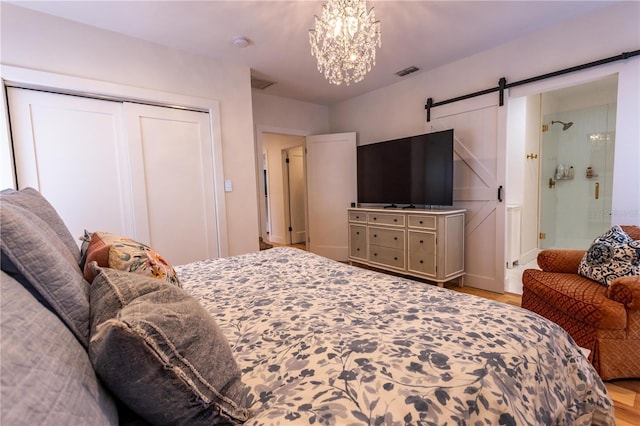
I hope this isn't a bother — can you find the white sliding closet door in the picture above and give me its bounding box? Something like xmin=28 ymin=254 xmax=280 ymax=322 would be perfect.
xmin=7 ymin=87 xmax=134 ymax=243
xmin=7 ymin=88 xmax=220 ymax=265
xmin=124 ymin=103 xmax=219 ymax=265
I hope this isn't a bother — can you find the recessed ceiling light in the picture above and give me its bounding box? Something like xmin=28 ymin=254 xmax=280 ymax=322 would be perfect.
xmin=232 ymin=36 xmax=250 ymax=48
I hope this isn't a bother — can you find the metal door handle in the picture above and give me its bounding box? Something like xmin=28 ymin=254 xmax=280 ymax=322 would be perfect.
xmin=595 ymin=182 xmax=600 ymax=200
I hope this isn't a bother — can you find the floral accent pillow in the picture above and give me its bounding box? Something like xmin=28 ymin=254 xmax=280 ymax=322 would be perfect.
xmin=82 ymin=232 xmax=180 ymax=287
xmin=578 ymin=225 xmax=640 ymax=286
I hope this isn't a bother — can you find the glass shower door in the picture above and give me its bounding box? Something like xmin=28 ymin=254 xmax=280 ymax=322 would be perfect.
xmin=539 ymin=103 xmax=616 ymax=249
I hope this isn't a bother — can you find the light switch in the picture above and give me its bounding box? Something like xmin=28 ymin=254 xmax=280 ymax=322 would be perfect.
xmin=224 ymin=179 xmax=233 ymax=192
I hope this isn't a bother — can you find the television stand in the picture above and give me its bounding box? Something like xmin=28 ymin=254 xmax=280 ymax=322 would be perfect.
xmin=383 ymin=204 xmax=398 ymax=209
xmin=347 ymin=207 xmax=466 ymax=287
xmin=402 ymin=205 xmax=417 ymax=209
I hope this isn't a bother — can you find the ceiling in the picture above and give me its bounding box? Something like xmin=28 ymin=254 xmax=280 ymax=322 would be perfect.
xmin=10 ymin=1 xmax=618 ymax=105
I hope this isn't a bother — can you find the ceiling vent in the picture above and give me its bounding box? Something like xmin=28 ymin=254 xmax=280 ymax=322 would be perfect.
xmin=395 ymin=66 xmax=420 ymax=77
xmin=251 ymin=77 xmax=276 ymax=90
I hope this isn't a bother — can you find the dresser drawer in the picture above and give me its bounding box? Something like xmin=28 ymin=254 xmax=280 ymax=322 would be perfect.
xmin=408 ymin=215 xmax=436 ymax=230
xmin=369 ymin=227 xmax=404 ymax=249
xmin=348 ymin=210 xmax=367 ymax=223
xmin=407 ymin=231 xmax=436 ymax=276
xmin=369 ymin=246 xmax=404 ymax=269
xmin=367 ymin=212 xmax=404 ymax=226
xmin=349 ymin=224 xmax=367 ymax=260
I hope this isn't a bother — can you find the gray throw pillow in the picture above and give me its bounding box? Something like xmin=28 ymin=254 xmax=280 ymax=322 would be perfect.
xmin=88 ymin=264 xmax=250 ymax=425
xmin=0 ymin=201 xmax=90 ymax=346
xmin=1 ymin=272 xmax=118 ymax=426
xmin=0 ymin=188 xmax=80 ymax=263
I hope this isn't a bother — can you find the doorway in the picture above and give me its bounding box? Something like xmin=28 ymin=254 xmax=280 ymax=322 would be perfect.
xmin=539 ymin=78 xmax=618 ymax=249
xmin=505 ymin=74 xmax=618 ymax=293
xmin=262 ymin=132 xmax=306 ymax=246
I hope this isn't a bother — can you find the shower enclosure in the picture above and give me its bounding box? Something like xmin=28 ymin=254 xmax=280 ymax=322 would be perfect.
xmin=539 ymin=100 xmax=617 ymax=249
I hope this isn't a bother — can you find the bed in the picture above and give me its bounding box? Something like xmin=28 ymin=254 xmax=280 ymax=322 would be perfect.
xmin=177 ymin=247 xmax=614 ymax=425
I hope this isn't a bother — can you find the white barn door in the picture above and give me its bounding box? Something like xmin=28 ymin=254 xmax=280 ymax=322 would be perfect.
xmin=306 ymin=132 xmax=357 ymax=261
xmin=429 ymin=94 xmax=507 ymax=293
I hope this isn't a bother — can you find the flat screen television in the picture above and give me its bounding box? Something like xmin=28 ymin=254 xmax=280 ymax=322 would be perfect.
xmin=357 ymin=129 xmax=454 ymax=207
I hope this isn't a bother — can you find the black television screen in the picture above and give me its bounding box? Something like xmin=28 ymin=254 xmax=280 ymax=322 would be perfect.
xmin=357 ymin=129 xmax=454 ymax=207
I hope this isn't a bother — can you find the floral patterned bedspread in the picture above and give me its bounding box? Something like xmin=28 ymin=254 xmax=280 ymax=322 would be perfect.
xmin=176 ymin=247 xmax=614 ymax=426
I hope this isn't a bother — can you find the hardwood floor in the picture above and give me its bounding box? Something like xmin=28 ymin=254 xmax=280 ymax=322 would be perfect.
xmin=444 ymin=283 xmax=640 ymax=425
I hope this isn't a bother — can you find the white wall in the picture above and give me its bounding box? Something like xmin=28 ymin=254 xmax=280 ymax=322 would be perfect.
xmin=329 ymin=1 xmax=640 ymax=226
xmin=1 ymin=3 xmax=259 ymax=256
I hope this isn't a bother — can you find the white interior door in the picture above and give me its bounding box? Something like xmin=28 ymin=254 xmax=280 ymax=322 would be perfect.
xmin=286 ymin=146 xmax=306 ymax=244
xmin=6 ymin=87 xmax=134 ymax=243
xmin=429 ymin=94 xmax=507 ymax=293
xmin=306 ymin=132 xmax=357 ymax=261
xmin=124 ymin=103 xmax=219 ymax=265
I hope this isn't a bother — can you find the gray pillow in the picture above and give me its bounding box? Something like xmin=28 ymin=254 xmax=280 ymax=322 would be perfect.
xmin=0 ymin=188 xmax=80 ymax=263
xmin=88 ymin=264 xmax=250 ymax=425
xmin=0 ymin=202 xmax=90 ymax=346
xmin=0 ymin=272 xmax=118 ymax=425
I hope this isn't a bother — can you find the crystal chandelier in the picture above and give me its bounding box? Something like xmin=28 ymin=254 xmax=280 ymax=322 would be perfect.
xmin=309 ymin=0 xmax=381 ymax=86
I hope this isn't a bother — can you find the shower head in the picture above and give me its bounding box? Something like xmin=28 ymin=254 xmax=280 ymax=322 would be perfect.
xmin=551 ymin=120 xmax=573 ymax=131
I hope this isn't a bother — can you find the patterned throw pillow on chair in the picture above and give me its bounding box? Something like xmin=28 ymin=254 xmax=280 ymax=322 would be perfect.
xmin=578 ymin=225 xmax=640 ymax=286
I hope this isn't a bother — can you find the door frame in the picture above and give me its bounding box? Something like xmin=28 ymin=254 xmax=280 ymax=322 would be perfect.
xmin=507 ymin=63 xmax=627 ymax=263
xmin=0 ymin=65 xmax=229 ymax=256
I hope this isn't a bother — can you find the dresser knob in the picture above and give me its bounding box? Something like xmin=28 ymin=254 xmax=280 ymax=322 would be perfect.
xmin=394 ymin=219 xmax=397 ymax=222
xmin=419 ymin=220 xmax=423 ymax=224
xmin=373 ymin=234 xmax=377 ymax=238
xmin=420 ymin=240 xmax=424 ymax=244
xmin=394 ymin=237 xmax=398 ymax=240
xmin=420 ymin=260 xmax=424 ymax=264
xmin=356 ymin=232 xmax=360 ymax=235
xmin=394 ymin=257 xmax=398 ymax=261
xmin=373 ymin=217 xmax=377 ymax=220
xmin=373 ymin=253 xmax=378 ymax=257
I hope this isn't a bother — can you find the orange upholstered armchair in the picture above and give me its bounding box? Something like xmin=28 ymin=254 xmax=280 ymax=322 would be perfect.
xmin=521 ymin=225 xmax=640 ymax=380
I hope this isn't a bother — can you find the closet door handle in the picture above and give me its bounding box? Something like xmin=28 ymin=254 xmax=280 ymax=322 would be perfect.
xmin=595 ymin=182 xmax=600 ymax=200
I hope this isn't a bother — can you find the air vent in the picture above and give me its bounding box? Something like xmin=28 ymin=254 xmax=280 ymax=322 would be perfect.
xmin=251 ymin=77 xmax=276 ymax=90
xmin=395 ymin=66 xmax=420 ymax=77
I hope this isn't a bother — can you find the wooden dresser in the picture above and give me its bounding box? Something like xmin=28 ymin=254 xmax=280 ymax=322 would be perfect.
xmin=348 ymin=208 xmax=465 ymax=286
